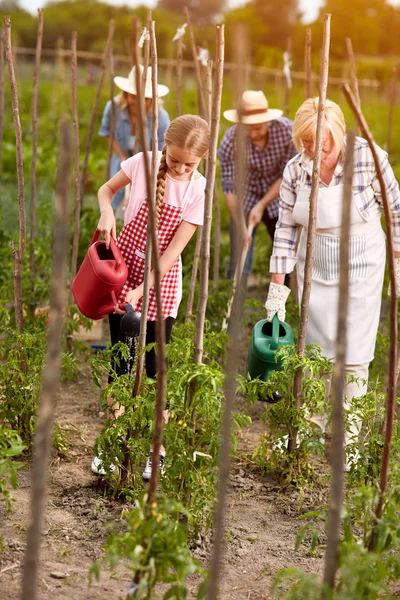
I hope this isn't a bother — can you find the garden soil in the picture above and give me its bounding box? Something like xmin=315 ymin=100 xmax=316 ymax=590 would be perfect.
xmin=1 ymin=295 xmax=328 ymax=600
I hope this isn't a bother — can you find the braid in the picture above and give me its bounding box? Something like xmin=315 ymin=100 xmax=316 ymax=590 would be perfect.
xmin=155 ymin=146 xmax=167 ymax=230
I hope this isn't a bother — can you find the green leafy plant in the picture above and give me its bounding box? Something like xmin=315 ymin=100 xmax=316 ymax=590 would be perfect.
xmin=0 ymin=426 xmax=26 ymax=511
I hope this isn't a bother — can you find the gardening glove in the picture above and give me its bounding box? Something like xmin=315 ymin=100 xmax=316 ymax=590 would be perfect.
xmin=387 ymin=257 xmax=400 ymax=298
xmin=264 ymin=282 xmax=291 ymax=322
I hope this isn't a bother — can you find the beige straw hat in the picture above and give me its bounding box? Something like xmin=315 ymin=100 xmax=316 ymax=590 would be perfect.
xmin=223 ymin=90 xmax=283 ymax=124
xmin=114 ymin=65 xmax=169 ymax=99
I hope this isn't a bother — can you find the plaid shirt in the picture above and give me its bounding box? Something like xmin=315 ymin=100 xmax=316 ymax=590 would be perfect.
xmin=218 ymin=117 xmax=296 ymax=217
xmin=270 ymin=136 xmax=400 ymax=273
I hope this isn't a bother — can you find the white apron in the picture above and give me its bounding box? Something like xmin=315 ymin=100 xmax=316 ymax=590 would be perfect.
xmin=293 ymin=172 xmax=386 ymax=365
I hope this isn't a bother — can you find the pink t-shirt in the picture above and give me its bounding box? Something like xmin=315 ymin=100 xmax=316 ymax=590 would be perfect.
xmin=119 ymin=152 xmax=206 ymax=318
xmin=121 ymin=152 xmax=206 ymax=227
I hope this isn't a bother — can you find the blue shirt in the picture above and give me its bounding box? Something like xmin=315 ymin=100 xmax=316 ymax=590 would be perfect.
xmin=99 ymin=96 xmax=170 ymax=179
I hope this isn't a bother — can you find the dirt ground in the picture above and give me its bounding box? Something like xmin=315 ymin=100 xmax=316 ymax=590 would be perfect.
xmin=1 ymin=314 xmax=328 ymax=600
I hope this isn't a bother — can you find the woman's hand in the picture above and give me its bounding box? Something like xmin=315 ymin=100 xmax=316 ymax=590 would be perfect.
xmin=97 ymin=205 xmax=116 ymax=248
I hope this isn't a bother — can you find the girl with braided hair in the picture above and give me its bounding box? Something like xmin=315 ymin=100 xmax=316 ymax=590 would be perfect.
xmin=93 ymin=115 xmax=210 ymax=477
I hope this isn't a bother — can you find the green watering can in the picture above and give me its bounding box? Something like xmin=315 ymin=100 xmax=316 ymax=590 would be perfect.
xmin=246 ymin=314 xmax=294 ymax=402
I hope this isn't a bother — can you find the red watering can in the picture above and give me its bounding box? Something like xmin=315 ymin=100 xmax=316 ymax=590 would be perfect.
xmin=72 ymin=230 xmax=128 ymax=320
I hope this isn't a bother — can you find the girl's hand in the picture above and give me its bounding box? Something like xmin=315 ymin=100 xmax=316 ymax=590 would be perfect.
xmin=97 ymin=206 xmax=116 ymax=248
xmin=123 ymin=287 xmax=143 ymax=310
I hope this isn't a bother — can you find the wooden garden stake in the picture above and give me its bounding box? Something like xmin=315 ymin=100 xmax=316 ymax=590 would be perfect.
xmin=131 ymin=22 xmax=165 ymax=505
xmin=106 ymin=51 xmax=115 ymax=179
xmin=207 ymin=58 xmax=220 ymax=292
xmin=175 ymin=32 xmax=183 ymax=117
xmin=290 ymin=14 xmax=331 ymax=453
xmin=283 ymin=37 xmax=292 ymax=118
xmin=345 ymin=38 xmax=360 ymax=110
xmin=194 ymin=25 xmax=224 ymax=365
xmin=323 ymin=130 xmax=355 ymax=592
xmin=70 ymin=32 xmax=82 ymax=285
xmin=132 ymin=14 xmax=158 ymax=398
xmin=3 ymin=16 xmax=25 ymax=261
xmin=29 ymin=9 xmax=44 ymax=286
xmin=79 ymin=20 xmax=115 ymax=200
xmin=186 ymin=59 xmax=213 ymax=318
xmin=342 ymin=84 xmax=398 ymax=549
xmin=21 ymin=120 xmax=71 ymax=600
xmin=0 ymin=28 xmax=5 ymax=169
xmin=387 ymin=65 xmax=399 ymax=155
xmin=11 ymin=241 xmax=23 ymax=333
xmin=304 ymin=28 xmax=312 ymax=99
xmin=184 ymin=6 xmax=206 ymax=119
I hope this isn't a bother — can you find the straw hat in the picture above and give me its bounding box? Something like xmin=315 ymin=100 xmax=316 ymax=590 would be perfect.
xmin=223 ymin=90 xmax=283 ymax=124
xmin=114 ymin=65 xmax=169 ymax=98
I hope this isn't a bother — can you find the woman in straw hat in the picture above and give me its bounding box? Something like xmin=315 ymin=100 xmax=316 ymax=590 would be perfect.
xmin=99 ymin=65 xmax=170 ymax=209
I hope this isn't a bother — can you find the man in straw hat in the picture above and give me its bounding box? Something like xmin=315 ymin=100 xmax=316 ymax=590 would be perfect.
xmin=218 ymin=89 xmax=296 ymax=283
xmin=99 ymin=64 xmax=170 ymax=209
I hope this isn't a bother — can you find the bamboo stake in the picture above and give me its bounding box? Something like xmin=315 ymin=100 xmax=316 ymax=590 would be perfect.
xmin=106 ymin=51 xmax=115 ymax=178
xmin=342 ymin=84 xmax=398 ymax=549
xmin=212 ymin=186 xmax=221 ymax=292
xmin=69 ymin=32 xmax=82 ymax=286
xmin=0 ymin=28 xmax=5 ymax=169
xmin=176 ymin=34 xmax=183 ymax=117
xmin=21 ymin=120 xmax=71 ymax=600
xmin=323 ymin=130 xmax=355 ymax=591
xmin=304 ymin=28 xmax=312 ymax=99
xmin=29 ymin=9 xmax=44 ymax=288
xmin=79 ymin=20 xmax=115 ymax=200
xmin=290 ymin=14 xmax=331 ymax=453
xmin=183 ymin=6 xmax=206 ymax=119
xmin=3 ymin=16 xmax=25 ymax=261
xmin=193 ymin=25 xmax=224 ymax=364
xmin=387 ymin=65 xmax=399 ymax=155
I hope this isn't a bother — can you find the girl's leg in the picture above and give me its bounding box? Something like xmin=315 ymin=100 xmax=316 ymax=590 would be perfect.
xmin=107 ymin=313 xmax=137 ymax=419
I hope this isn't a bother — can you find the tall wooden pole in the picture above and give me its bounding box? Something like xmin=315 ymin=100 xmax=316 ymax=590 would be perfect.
xmin=70 ymin=32 xmax=82 ymax=285
xmin=21 ymin=121 xmax=71 ymax=600
xmin=304 ymin=28 xmax=312 ymax=99
xmin=387 ymin=65 xmax=399 ymax=155
xmin=342 ymin=84 xmax=398 ymax=549
xmin=323 ymin=131 xmax=355 ymax=591
xmin=194 ymin=25 xmax=224 ymax=364
xmin=29 ymin=9 xmax=44 ymax=287
xmin=290 ymin=14 xmax=331 ymax=452
xmin=184 ymin=6 xmax=206 ymax=119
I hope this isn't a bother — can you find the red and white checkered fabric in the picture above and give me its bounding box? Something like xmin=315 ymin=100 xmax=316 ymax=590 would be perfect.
xmin=116 ymin=200 xmax=181 ymax=320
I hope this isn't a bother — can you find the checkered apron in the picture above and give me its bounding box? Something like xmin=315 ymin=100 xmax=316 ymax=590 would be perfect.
xmin=116 ymin=174 xmax=194 ymax=320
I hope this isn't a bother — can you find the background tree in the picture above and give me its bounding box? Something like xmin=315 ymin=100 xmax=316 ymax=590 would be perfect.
xmin=157 ymin=0 xmax=225 ymax=26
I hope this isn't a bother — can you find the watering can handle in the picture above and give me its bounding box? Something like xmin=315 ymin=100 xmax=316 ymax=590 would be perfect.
xmin=90 ymin=230 xmax=122 ymax=267
xmin=270 ymin=314 xmax=280 ymax=351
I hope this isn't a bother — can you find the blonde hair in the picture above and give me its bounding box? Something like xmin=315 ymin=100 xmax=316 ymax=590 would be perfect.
xmin=292 ymin=98 xmax=346 ymax=157
xmin=155 ymin=115 xmax=210 ymax=228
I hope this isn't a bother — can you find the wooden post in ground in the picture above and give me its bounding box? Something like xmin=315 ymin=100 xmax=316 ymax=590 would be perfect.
xmin=387 ymin=65 xmax=399 ymax=155
xmin=283 ymin=37 xmax=292 ymax=118
xmin=184 ymin=6 xmax=206 ymax=119
xmin=290 ymin=14 xmax=331 ymax=453
xmin=304 ymin=28 xmax=312 ymax=99
xmin=21 ymin=120 xmax=71 ymax=600
xmin=323 ymin=130 xmax=355 ymax=591
xmin=0 ymin=28 xmax=4 ymax=169
xmin=70 ymin=32 xmax=82 ymax=287
xmin=79 ymin=20 xmax=115 ymax=201
xmin=342 ymin=84 xmax=398 ymax=550
xmin=106 ymin=51 xmax=116 ymax=179
xmin=175 ymin=29 xmax=184 ymax=117
xmin=29 ymin=9 xmax=44 ymax=288
xmin=194 ymin=24 xmax=224 ymax=363
xmin=3 ymin=16 xmax=25 ymax=332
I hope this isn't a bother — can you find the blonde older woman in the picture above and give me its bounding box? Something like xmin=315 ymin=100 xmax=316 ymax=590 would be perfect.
xmin=265 ymin=98 xmax=400 ymax=462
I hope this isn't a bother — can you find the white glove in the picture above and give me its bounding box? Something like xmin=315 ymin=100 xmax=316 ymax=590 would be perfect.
xmin=264 ymin=282 xmax=291 ymax=322
xmin=388 ymin=257 xmax=400 ymax=298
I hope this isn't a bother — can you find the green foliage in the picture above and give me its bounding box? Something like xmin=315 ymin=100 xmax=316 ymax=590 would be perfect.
xmin=0 ymin=426 xmax=25 ymax=511
xmin=242 ymin=344 xmax=332 ymax=486
xmin=90 ymin=492 xmax=206 ymax=599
